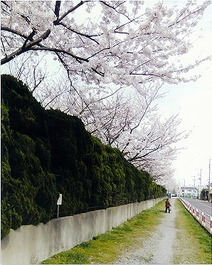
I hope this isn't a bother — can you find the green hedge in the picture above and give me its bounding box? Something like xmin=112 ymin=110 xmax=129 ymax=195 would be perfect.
xmin=1 ymin=75 xmax=166 ymax=239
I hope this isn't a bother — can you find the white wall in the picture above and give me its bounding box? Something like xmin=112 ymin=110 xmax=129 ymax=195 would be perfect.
xmin=1 ymin=198 xmax=163 ymax=265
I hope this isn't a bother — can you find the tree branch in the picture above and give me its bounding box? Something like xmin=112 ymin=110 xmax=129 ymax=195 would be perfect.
xmin=53 ymin=0 xmax=87 ymax=25
xmin=30 ymin=46 xmax=89 ymax=63
xmin=1 ymin=29 xmax=51 ymax=65
xmin=22 ymin=29 xmax=37 ymax=48
xmin=1 ymin=26 xmax=89 ymax=64
xmin=1 ymin=26 xmax=29 ymax=39
xmin=54 ymin=1 xmax=61 ymax=18
xmin=100 ymin=1 xmax=131 ymax=21
xmin=58 ymin=21 xmax=101 ymax=45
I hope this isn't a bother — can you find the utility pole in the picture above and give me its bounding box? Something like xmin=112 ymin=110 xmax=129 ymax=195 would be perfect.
xmin=184 ymin=179 xmax=185 ymax=197
xmin=192 ymin=176 xmax=196 ymax=198
xmin=199 ymin=169 xmax=202 ymax=200
xmin=208 ymin=159 xmax=211 ymax=202
xmin=193 ymin=176 xmax=195 ymax=188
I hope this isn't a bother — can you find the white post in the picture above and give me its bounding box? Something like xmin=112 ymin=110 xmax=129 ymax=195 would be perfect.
xmin=57 ymin=193 xmax=62 ymax=218
xmin=201 ymin=212 xmax=205 ymax=226
xmin=57 ymin=205 xmax=60 ymax=218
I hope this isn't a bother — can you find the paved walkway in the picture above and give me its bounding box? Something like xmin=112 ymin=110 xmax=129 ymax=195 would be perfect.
xmin=114 ymin=198 xmax=177 ymax=264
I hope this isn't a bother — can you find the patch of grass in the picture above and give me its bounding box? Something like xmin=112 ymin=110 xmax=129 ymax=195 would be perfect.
xmin=173 ymin=199 xmax=212 ymax=264
xmin=42 ymin=200 xmax=165 ymax=264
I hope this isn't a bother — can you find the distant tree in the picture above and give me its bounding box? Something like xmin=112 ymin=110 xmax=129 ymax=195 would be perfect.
xmin=200 ymin=188 xmax=208 ymax=200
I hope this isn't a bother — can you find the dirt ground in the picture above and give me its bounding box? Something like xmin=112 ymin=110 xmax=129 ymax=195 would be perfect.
xmin=113 ymin=199 xmax=198 ymax=264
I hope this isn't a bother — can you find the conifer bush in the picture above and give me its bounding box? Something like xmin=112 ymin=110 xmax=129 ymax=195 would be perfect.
xmin=1 ymin=75 xmax=166 ymax=239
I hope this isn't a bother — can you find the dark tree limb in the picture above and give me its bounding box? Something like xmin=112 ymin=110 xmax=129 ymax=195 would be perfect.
xmin=1 ymin=26 xmax=29 ymax=39
xmin=53 ymin=0 xmax=87 ymax=25
xmin=54 ymin=1 xmax=61 ymax=18
xmin=23 ymin=29 xmax=37 ymax=48
xmin=1 ymin=29 xmax=51 ymax=65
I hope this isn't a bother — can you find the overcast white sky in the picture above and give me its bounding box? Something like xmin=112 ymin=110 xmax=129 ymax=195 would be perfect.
xmin=157 ymin=1 xmax=212 ymax=188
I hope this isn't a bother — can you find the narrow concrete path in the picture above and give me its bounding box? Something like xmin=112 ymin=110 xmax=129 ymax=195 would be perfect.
xmin=114 ymin=199 xmax=177 ymax=264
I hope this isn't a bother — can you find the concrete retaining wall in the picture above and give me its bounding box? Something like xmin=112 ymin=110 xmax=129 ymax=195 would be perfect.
xmin=1 ymin=198 xmax=163 ymax=265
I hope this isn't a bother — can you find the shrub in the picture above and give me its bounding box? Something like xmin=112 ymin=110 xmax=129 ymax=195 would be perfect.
xmin=1 ymin=75 xmax=166 ymax=239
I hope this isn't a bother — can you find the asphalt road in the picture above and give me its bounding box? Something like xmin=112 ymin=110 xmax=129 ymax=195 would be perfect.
xmin=183 ymin=198 xmax=212 ymax=216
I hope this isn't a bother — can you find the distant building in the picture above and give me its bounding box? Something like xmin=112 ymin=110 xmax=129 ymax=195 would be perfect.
xmin=178 ymin=187 xmax=198 ymax=198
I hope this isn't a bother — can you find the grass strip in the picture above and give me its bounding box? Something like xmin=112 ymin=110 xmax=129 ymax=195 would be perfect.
xmin=173 ymin=199 xmax=212 ymax=264
xmin=42 ymin=200 xmax=165 ymax=264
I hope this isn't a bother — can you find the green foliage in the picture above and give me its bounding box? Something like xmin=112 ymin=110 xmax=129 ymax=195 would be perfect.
xmin=1 ymin=75 xmax=58 ymax=238
xmin=1 ymin=75 xmax=166 ymax=239
xmin=200 ymin=188 xmax=208 ymax=200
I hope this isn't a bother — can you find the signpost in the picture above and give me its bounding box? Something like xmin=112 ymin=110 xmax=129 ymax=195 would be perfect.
xmin=57 ymin=193 xmax=62 ymax=218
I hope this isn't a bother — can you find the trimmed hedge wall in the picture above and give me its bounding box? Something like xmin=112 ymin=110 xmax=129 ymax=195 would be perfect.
xmin=1 ymin=75 xmax=166 ymax=239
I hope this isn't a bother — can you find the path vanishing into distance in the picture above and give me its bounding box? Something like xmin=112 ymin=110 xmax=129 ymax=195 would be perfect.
xmin=40 ymin=198 xmax=211 ymax=264
xmin=114 ymin=199 xmax=204 ymax=264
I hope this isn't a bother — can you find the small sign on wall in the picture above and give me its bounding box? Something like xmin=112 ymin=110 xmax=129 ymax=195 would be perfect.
xmin=57 ymin=193 xmax=62 ymax=205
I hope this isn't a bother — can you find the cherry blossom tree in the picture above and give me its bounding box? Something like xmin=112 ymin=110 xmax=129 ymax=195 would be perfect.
xmin=1 ymin=0 xmax=210 ymax=181
xmin=1 ymin=1 xmax=210 ymax=82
